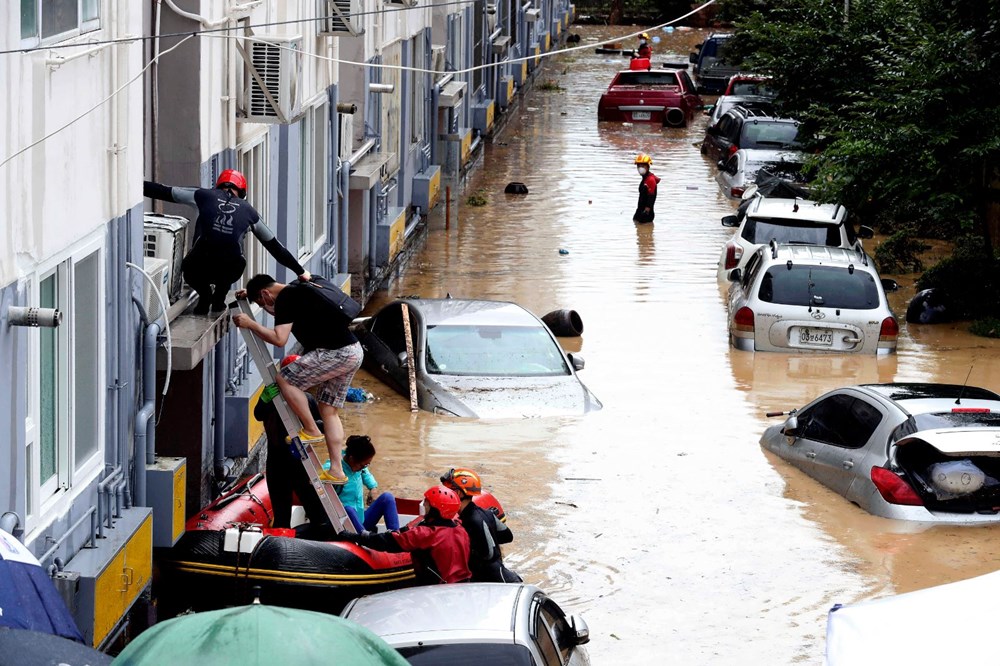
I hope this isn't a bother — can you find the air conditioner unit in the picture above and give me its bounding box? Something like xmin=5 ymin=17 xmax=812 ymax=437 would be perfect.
xmin=431 ymin=45 xmax=446 ymax=73
xmin=143 ymin=213 xmax=189 ymax=303
xmin=338 ymin=114 xmax=354 ymax=160
xmin=240 ymin=35 xmax=303 ymax=124
xmin=142 ymin=257 xmax=171 ymax=322
xmin=318 ymin=0 xmax=362 ymax=36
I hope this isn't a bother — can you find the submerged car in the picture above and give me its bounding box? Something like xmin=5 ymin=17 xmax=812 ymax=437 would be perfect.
xmin=689 ymin=32 xmax=738 ymax=94
xmin=727 ymin=242 xmax=899 ymax=355
xmin=715 ymin=196 xmax=873 ymax=281
xmin=341 ymin=583 xmax=591 ymax=665
xmin=715 ymin=148 xmax=806 ymax=200
xmin=597 ymin=66 xmax=703 ymax=127
xmin=351 ymin=298 xmax=602 ymax=418
xmin=761 ymin=383 xmax=1000 ymax=523
xmin=702 ymin=105 xmax=802 ymax=164
xmin=704 ymin=94 xmax=774 ymax=132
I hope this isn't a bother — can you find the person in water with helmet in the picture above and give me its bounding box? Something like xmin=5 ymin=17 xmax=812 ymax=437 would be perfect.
xmin=143 ymin=170 xmax=310 ymax=314
xmin=332 ymin=485 xmax=472 ymax=584
xmin=636 ymin=32 xmax=652 ymax=59
xmin=441 ymin=467 xmax=522 ymax=583
xmin=633 ymin=153 xmax=661 ymax=224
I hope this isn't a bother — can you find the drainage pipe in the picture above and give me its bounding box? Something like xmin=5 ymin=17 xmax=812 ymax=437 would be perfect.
xmin=133 ymin=321 xmax=160 ymax=507
xmin=0 ymin=512 xmax=20 ymax=535
xmin=368 ymin=186 xmax=378 ymax=279
xmin=339 ymin=159 xmax=351 ymax=272
xmin=38 ymin=507 xmax=96 ymax=566
xmin=213 ymin=344 xmax=235 ymax=482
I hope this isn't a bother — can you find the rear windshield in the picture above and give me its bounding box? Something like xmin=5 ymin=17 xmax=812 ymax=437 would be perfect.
xmin=730 ymin=81 xmax=775 ymax=97
xmin=615 ymin=72 xmax=679 ymax=86
xmin=741 ymin=121 xmax=801 ymax=149
xmin=398 ymin=643 xmax=534 ymax=665
xmin=893 ymin=411 xmax=1000 ymax=441
xmin=742 ymin=218 xmax=842 ymax=246
xmin=757 ymin=265 xmax=881 ymax=309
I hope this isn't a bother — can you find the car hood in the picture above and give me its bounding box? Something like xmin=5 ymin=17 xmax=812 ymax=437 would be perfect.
xmin=895 ymin=428 xmax=1000 ymax=455
xmin=431 ymin=375 xmax=603 ymax=418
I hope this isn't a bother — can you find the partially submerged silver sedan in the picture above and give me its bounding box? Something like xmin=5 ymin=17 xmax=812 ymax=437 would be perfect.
xmin=761 ymin=383 xmax=1000 ymax=523
xmin=341 ymin=583 xmax=591 ymax=665
xmin=352 ymin=298 xmax=602 ymax=418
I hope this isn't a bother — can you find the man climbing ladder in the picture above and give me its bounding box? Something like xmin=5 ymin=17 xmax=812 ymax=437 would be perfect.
xmin=232 ymin=296 xmax=357 ymax=534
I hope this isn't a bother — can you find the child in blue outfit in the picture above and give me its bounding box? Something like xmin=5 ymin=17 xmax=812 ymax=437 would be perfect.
xmin=327 ymin=435 xmax=400 ymax=534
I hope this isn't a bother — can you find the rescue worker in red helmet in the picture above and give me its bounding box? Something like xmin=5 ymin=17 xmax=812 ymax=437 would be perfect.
xmin=637 ymin=32 xmax=652 ymax=59
xmin=633 ymin=153 xmax=661 ymax=224
xmin=143 ymin=169 xmax=310 ymax=315
xmin=331 ymin=485 xmax=472 ymax=584
xmin=441 ymin=467 xmax=521 ymax=583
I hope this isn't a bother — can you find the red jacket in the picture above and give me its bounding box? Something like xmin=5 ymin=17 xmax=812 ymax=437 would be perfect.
xmin=391 ymin=523 xmax=472 ymax=584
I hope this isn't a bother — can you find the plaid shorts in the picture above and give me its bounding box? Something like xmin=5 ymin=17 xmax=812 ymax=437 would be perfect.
xmin=280 ymin=342 xmax=363 ymax=408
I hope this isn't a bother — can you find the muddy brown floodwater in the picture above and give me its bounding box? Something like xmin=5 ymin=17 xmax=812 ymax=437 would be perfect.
xmin=334 ymin=25 xmax=1000 ymax=664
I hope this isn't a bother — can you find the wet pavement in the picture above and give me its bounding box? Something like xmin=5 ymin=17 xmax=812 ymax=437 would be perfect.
xmin=336 ymin=26 xmax=1000 ymax=664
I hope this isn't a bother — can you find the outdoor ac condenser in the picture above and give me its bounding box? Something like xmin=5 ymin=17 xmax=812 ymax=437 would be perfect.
xmin=241 ymin=35 xmax=303 ymax=124
xmin=142 ymin=257 xmax=171 ymax=322
xmin=143 ymin=213 xmax=189 ymax=303
xmin=318 ymin=0 xmax=362 ymax=36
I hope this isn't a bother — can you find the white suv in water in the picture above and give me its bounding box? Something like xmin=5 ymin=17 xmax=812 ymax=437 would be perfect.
xmin=716 ymin=196 xmax=874 ymax=281
xmin=726 ymin=242 xmax=899 ymax=355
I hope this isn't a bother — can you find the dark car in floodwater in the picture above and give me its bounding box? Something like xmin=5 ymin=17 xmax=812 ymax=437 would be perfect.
xmin=761 ymin=383 xmax=1000 ymax=523
xmin=351 ymin=298 xmax=602 ymax=418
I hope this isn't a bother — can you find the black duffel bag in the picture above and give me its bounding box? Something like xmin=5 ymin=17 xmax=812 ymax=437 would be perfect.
xmin=299 ymin=275 xmax=362 ymax=319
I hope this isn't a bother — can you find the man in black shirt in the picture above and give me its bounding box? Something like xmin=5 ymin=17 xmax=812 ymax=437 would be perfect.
xmin=143 ymin=170 xmax=309 ymax=314
xmin=233 ymin=273 xmax=363 ymax=484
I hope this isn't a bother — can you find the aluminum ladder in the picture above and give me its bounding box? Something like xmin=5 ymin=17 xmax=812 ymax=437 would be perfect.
xmin=233 ymin=297 xmax=356 ymax=534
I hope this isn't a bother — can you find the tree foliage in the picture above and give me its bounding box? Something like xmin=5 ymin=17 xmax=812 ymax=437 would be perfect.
xmin=719 ymin=0 xmax=1000 ymax=238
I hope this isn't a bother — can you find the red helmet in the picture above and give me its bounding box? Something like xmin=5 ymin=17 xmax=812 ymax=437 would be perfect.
xmin=423 ymin=486 xmax=461 ymax=520
xmin=280 ymin=354 xmax=301 ymax=368
xmin=216 ymin=169 xmax=247 ymax=197
xmin=440 ymin=468 xmax=482 ymax=498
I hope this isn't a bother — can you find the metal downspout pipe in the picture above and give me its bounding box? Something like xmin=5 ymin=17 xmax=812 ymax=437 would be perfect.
xmin=368 ymin=187 xmax=378 ymax=279
xmin=133 ymin=320 xmax=160 ymax=507
xmin=339 ymin=158 xmax=351 ymax=272
xmin=214 ymin=345 xmax=234 ymax=481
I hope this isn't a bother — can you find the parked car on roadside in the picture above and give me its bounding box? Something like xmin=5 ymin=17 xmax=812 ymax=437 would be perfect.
xmin=341 ymin=583 xmax=592 ymax=665
xmin=689 ymin=32 xmax=738 ymax=94
xmin=723 ymin=73 xmax=775 ymax=98
xmin=702 ymin=105 xmax=802 ymax=164
xmin=716 ymin=196 xmax=873 ymax=281
xmin=726 ymin=242 xmax=899 ymax=355
xmin=761 ymin=383 xmax=1000 ymax=523
xmin=704 ymin=95 xmax=774 ymax=132
xmin=351 ymin=298 xmax=602 ymax=418
xmin=715 ymin=148 xmax=806 ymax=200
xmin=597 ymin=66 xmax=703 ymax=127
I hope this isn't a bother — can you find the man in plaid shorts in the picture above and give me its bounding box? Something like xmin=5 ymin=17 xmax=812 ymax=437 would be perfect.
xmin=234 ymin=273 xmax=363 ymax=484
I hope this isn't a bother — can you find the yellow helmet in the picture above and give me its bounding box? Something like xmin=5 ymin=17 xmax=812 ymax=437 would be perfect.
xmin=640 ymin=32 xmax=650 ymax=40
xmin=635 ymin=153 xmax=653 ymax=166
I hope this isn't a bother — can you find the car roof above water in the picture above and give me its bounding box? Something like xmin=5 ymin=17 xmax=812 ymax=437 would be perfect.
xmin=342 ymin=583 xmax=529 ymax=639
xmin=399 ymin=298 xmax=542 ymax=328
xmin=860 ymin=383 xmax=1000 ymax=411
xmin=747 ymin=197 xmax=847 ymax=224
xmin=764 ymin=244 xmax=867 ymax=267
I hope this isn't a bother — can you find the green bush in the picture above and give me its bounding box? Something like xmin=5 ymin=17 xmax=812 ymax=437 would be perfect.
xmin=466 ymin=191 xmax=488 ymax=206
xmin=916 ymin=235 xmax=1000 ymax=320
xmin=969 ymin=318 xmax=1000 ymax=338
xmin=873 ymin=228 xmax=928 ymax=273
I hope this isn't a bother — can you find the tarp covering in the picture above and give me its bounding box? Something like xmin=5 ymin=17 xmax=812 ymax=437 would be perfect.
xmin=826 ymin=569 xmax=1000 ymax=664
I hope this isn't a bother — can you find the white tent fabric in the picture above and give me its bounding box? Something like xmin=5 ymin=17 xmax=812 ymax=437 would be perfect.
xmin=826 ymin=569 xmax=1000 ymax=665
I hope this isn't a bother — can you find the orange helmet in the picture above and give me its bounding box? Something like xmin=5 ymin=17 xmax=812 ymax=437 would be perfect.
xmin=440 ymin=468 xmax=483 ymax=498
xmin=423 ymin=485 xmax=461 ymax=520
xmin=280 ymin=354 xmax=301 ymax=368
xmin=635 ymin=153 xmax=653 ymax=166
xmin=216 ymin=169 xmax=247 ymax=197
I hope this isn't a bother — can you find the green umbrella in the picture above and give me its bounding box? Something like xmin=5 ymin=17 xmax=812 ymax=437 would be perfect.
xmin=112 ymin=602 xmax=409 ymax=665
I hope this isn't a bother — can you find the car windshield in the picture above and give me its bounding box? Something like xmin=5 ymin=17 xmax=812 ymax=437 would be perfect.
xmin=742 ymin=218 xmax=842 ymax=246
xmin=730 ymin=81 xmax=775 ymax=97
xmin=757 ymin=265 xmax=881 ymax=309
xmin=425 ymin=324 xmax=570 ymax=376
xmin=746 ymin=161 xmax=803 ymax=183
xmin=397 ymin=643 xmax=534 ymax=665
xmin=614 ymin=72 xmax=679 ymax=86
xmin=741 ymin=122 xmax=800 ymax=149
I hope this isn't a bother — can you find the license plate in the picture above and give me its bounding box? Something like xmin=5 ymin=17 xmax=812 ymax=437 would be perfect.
xmin=798 ymin=328 xmax=834 ymax=346
xmin=632 ymin=111 xmax=651 ymax=121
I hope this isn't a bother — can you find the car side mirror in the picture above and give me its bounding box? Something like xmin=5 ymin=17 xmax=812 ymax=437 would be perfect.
xmin=782 ymin=414 xmax=799 ymax=437
xmin=397 ymin=351 xmax=408 ymax=366
xmin=721 ymin=215 xmax=739 ymax=228
xmin=703 ymin=104 xmax=715 ymax=114
xmin=881 ymin=278 xmax=899 ymax=292
xmin=569 ymin=614 xmax=591 ymax=645
xmin=728 ymin=268 xmax=742 ymax=282
xmin=858 ymin=225 xmax=874 ymax=239
xmin=567 ymin=353 xmax=585 ymax=371
xmin=689 ymin=52 xmax=698 ymax=63
xmin=716 ymin=159 xmax=726 ymax=169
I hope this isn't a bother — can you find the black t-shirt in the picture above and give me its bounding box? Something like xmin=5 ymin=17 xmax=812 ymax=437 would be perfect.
xmin=273 ymin=283 xmax=358 ymax=353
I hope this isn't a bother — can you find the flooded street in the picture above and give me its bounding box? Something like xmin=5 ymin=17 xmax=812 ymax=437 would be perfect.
xmin=340 ymin=26 xmax=1000 ymax=663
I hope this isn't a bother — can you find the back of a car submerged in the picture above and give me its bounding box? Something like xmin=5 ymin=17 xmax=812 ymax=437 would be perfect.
xmin=852 ymin=428 xmax=1000 ymax=522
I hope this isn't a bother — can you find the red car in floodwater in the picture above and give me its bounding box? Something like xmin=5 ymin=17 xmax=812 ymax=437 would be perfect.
xmin=597 ymin=62 xmax=704 ymax=127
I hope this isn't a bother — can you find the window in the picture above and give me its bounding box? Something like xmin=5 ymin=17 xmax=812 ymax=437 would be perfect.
xmin=21 ymin=0 xmax=100 ymax=43
xmin=799 ymin=394 xmax=883 ymax=449
xmin=298 ymin=103 xmax=328 ymax=257
xmin=758 ymin=265 xmax=880 ymax=310
xmin=238 ymin=138 xmax=270 ymax=288
xmin=382 ymin=42 xmax=402 ymax=175
xmin=27 ymin=237 xmax=105 ymax=527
